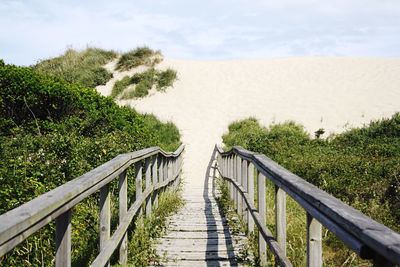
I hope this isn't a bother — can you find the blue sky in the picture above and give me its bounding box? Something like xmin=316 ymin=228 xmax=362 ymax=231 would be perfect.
xmin=1 ymin=0 xmax=400 ymax=65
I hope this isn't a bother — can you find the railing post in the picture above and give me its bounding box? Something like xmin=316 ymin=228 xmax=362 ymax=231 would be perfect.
xmin=242 ymin=159 xmax=248 ymax=224
xmin=275 ymin=185 xmax=286 ymax=257
xmin=135 ymin=161 xmax=143 ymax=216
xmin=118 ymin=170 xmax=128 ymax=264
xmin=258 ymin=171 xmax=267 ymax=266
xmin=236 ymin=156 xmax=242 ymax=218
xmin=56 ymin=210 xmax=71 ymax=267
xmin=100 ymin=184 xmax=111 ymax=267
xmin=152 ymin=156 xmax=159 ymax=209
xmin=307 ymin=213 xmax=322 ymax=267
xmin=247 ymin=163 xmax=255 ymax=234
xmin=233 ymin=155 xmax=237 ymax=208
xmin=145 ymin=158 xmax=152 ymax=218
xmin=229 ymin=156 xmax=234 ymax=201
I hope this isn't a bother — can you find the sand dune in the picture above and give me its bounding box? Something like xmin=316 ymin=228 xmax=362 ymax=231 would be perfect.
xmin=98 ymin=57 xmax=400 ymax=191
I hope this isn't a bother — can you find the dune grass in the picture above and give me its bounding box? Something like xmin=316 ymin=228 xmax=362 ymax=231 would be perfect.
xmin=111 ymin=68 xmax=178 ymax=100
xmin=156 ymin=68 xmax=177 ymax=91
xmin=34 ymin=47 xmax=117 ymax=88
xmin=116 ymin=47 xmax=162 ymax=71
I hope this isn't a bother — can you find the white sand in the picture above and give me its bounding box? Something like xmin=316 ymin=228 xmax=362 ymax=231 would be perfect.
xmin=97 ymin=57 xmax=400 ymax=193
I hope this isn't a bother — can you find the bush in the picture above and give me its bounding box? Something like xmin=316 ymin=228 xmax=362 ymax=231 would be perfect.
xmin=116 ymin=47 xmax=162 ymax=71
xmin=34 ymin=47 xmax=117 ymax=88
xmin=222 ymin=115 xmax=400 ymax=265
xmin=0 ymin=62 xmax=181 ymax=266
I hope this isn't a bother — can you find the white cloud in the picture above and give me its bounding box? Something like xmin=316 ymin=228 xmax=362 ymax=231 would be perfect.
xmin=0 ymin=0 xmax=399 ymax=65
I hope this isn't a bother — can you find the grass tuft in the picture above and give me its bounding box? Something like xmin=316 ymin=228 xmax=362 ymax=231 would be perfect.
xmin=116 ymin=47 xmax=162 ymax=71
xmin=156 ymin=68 xmax=177 ymax=91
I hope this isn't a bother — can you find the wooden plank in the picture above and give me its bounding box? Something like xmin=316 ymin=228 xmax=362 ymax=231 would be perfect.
xmin=145 ymin=158 xmax=152 ymax=217
xmin=99 ymin=184 xmax=110 ymax=267
xmin=135 ymin=161 xmax=143 ymax=216
xmin=118 ymin=171 xmax=128 ymax=265
xmin=55 ymin=210 xmax=71 ymax=267
xmin=236 ymin=156 xmax=242 ymax=218
xmin=307 ymin=213 xmax=322 ymax=267
xmin=258 ymin=171 xmax=267 ymax=266
xmin=247 ymin=162 xmax=255 ymax=234
xmin=275 ymin=185 xmax=286 ymax=256
xmin=241 ymin=159 xmax=248 ymax=224
xmin=152 ymin=156 xmax=159 ymax=208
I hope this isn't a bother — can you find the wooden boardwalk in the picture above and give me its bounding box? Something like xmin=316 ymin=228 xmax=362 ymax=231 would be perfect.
xmin=156 ymin=161 xmax=245 ymax=266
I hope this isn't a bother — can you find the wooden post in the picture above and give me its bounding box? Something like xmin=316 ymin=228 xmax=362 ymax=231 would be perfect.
xmin=230 ymin=156 xmax=234 ymax=201
xmin=135 ymin=162 xmax=143 ymax=216
xmin=242 ymin=159 xmax=248 ymax=224
xmin=275 ymin=185 xmax=286 ymax=257
xmin=118 ymin=171 xmax=128 ymax=264
xmin=145 ymin=158 xmax=152 ymax=217
xmin=307 ymin=213 xmax=322 ymax=267
xmin=55 ymin=210 xmax=71 ymax=267
xmin=233 ymin=155 xmax=237 ymax=208
xmin=236 ymin=156 xmax=242 ymax=217
xmin=258 ymin=171 xmax=267 ymax=266
xmin=152 ymin=156 xmax=159 ymax=209
xmin=100 ymin=184 xmax=111 ymax=267
xmin=247 ymin=163 xmax=255 ymax=234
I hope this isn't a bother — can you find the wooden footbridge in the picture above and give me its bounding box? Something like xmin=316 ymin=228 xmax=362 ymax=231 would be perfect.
xmin=0 ymin=145 xmax=400 ymax=266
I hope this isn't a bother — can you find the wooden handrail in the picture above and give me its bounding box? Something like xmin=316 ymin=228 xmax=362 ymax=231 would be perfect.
xmin=0 ymin=144 xmax=184 ymax=266
xmin=213 ymin=145 xmax=400 ymax=266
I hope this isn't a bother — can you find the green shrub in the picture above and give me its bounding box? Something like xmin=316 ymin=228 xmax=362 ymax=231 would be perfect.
xmin=111 ymin=75 xmax=131 ymax=98
xmin=0 ymin=62 xmax=181 ymax=266
xmin=222 ymin=115 xmax=400 ymax=265
xmin=116 ymin=47 xmax=162 ymax=71
xmin=156 ymin=68 xmax=177 ymax=91
xmin=34 ymin=47 xmax=117 ymax=88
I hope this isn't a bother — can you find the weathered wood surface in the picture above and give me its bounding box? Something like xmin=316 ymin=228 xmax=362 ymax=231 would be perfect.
xmin=155 ymin=148 xmax=245 ymax=266
xmin=216 ymin=145 xmax=400 ymax=265
xmin=0 ymin=144 xmax=184 ymax=266
xmin=155 ymin=186 xmax=245 ymax=266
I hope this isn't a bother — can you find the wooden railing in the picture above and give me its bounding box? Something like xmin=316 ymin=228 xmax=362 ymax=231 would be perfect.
xmin=213 ymin=145 xmax=400 ymax=267
xmin=0 ymin=144 xmax=184 ymax=267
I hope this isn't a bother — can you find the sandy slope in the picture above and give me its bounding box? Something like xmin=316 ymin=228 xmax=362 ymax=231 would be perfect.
xmin=97 ymin=57 xmax=400 ymax=192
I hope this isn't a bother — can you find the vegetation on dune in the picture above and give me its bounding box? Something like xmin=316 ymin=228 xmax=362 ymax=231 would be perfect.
xmin=156 ymin=68 xmax=177 ymax=91
xmin=116 ymin=46 xmax=162 ymax=71
xmin=0 ymin=62 xmax=181 ymax=266
xmin=111 ymin=68 xmax=178 ymax=100
xmin=221 ymin=115 xmax=400 ymax=266
xmin=34 ymin=47 xmax=117 ymax=88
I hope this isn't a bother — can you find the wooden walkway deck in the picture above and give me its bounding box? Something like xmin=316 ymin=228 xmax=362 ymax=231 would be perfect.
xmin=156 ymin=163 xmax=245 ymax=266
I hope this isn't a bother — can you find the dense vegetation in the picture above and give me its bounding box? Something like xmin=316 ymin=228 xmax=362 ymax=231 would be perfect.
xmin=222 ymin=116 xmax=400 ymax=265
xmin=116 ymin=47 xmax=162 ymax=71
xmin=111 ymin=68 xmax=177 ymax=100
xmin=34 ymin=48 xmax=117 ymax=88
xmin=0 ymin=60 xmax=181 ymax=266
